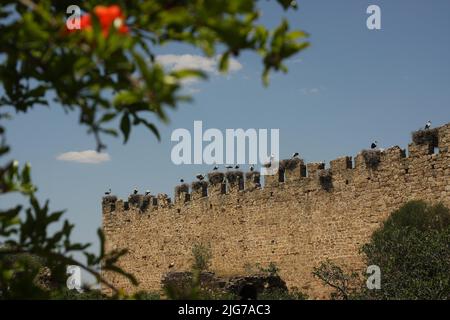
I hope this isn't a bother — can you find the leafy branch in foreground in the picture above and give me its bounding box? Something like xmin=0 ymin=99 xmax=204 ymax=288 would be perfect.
xmin=0 ymin=0 xmax=309 ymax=151
xmin=0 ymin=147 xmax=136 ymax=299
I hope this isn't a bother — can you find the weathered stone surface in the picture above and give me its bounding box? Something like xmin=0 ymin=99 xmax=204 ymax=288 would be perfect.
xmin=102 ymin=122 xmax=450 ymax=299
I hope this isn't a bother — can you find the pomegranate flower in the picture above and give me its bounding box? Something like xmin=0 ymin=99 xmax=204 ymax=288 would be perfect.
xmin=67 ymin=5 xmax=129 ymax=37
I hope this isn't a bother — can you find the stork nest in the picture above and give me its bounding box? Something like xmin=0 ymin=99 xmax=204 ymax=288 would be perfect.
xmin=208 ymin=172 xmax=225 ymax=185
xmin=412 ymin=128 xmax=439 ymax=147
xmin=225 ymin=171 xmax=244 ymax=184
xmin=175 ymin=183 xmax=189 ymax=196
xmin=102 ymin=195 xmax=117 ymax=205
xmin=319 ymin=169 xmax=333 ymax=191
xmin=128 ymin=194 xmax=143 ymax=206
xmin=245 ymin=171 xmax=261 ymax=183
xmin=282 ymin=158 xmax=302 ymax=170
xmin=192 ymin=180 xmax=207 ymax=192
xmin=361 ymin=150 xmax=381 ymax=169
xmin=141 ymin=195 xmax=153 ymax=210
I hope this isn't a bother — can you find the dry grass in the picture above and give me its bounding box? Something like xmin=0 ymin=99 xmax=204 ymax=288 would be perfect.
xmin=361 ymin=149 xmax=381 ymax=169
xmin=208 ymin=172 xmax=225 ymax=185
xmin=225 ymin=171 xmax=244 ymax=184
xmin=412 ymin=128 xmax=439 ymax=147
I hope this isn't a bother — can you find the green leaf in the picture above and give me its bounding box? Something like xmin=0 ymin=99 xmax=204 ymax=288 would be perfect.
xmin=120 ymin=113 xmax=131 ymax=144
xmin=219 ymin=52 xmax=230 ymax=73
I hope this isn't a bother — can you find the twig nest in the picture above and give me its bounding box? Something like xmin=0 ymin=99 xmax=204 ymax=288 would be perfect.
xmin=361 ymin=150 xmax=381 ymax=169
xmin=175 ymin=183 xmax=189 ymax=196
xmin=208 ymin=172 xmax=225 ymax=185
xmin=412 ymin=128 xmax=439 ymax=147
xmin=102 ymin=195 xmax=117 ymax=205
xmin=282 ymin=158 xmax=302 ymax=170
xmin=192 ymin=180 xmax=208 ymax=191
xmin=225 ymin=170 xmax=244 ymax=184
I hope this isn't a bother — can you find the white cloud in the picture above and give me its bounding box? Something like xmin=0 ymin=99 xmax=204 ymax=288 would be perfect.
xmin=56 ymin=150 xmax=111 ymax=164
xmin=155 ymin=54 xmax=243 ymax=75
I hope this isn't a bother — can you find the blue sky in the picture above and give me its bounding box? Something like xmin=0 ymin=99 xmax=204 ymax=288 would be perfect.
xmin=2 ymin=0 xmax=450 ymax=282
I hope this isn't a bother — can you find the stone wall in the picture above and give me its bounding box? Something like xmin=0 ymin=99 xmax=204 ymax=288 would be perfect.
xmin=102 ymin=123 xmax=450 ymax=298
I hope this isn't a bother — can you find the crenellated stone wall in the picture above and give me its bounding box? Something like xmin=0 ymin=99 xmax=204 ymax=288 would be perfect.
xmin=102 ymin=123 xmax=450 ymax=298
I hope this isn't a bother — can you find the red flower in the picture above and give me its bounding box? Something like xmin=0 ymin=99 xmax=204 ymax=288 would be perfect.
xmin=67 ymin=5 xmax=129 ymax=37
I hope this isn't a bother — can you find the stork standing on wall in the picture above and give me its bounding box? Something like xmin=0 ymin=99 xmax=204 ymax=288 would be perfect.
xmin=213 ymin=165 xmax=219 ymax=170
xmin=235 ymin=165 xmax=240 ymax=169
xmin=263 ymin=154 xmax=275 ymax=169
xmin=292 ymin=152 xmax=299 ymax=158
xmin=145 ymin=190 xmax=150 ymax=196
xmin=371 ymin=141 xmax=378 ymax=149
xmin=104 ymin=188 xmax=111 ymax=195
xmin=180 ymin=179 xmax=184 ymax=183
xmin=196 ymin=174 xmax=205 ymax=181
xmin=425 ymin=120 xmax=432 ymax=130
xmin=133 ymin=187 xmax=138 ymax=195
xmin=250 ymin=165 xmax=254 ymax=172
xmin=225 ymin=165 xmax=233 ymax=169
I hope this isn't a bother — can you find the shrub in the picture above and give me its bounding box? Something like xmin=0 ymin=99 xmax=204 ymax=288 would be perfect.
xmin=312 ymin=260 xmax=362 ymax=300
xmin=412 ymin=128 xmax=439 ymax=147
xmin=192 ymin=243 xmax=212 ymax=272
xmin=257 ymin=262 xmax=280 ymax=276
xmin=361 ymin=201 xmax=450 ymax=299
xmin=258 ymin=287 xmax=308 ymax=300
xmin=316 ymin=201 xmax=450 ymax=300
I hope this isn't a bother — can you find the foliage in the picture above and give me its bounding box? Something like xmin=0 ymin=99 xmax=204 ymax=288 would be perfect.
xmin=0 ymin=0 xmax=308 ymax=299
xmin=315 ymin=201 xmax=450 ymax=300
xmin=49 ymin=288 xmax=107 ymax=300
xmin=258 ymin=287 xmax=308 ymax=300
xmin=256 ymin=262 xmax=280 ymax=276
xmin=132 ymin=290 xmax=161 ymax=300
xmin=192 ymin=243 xmax=212 ymax=272
xmin=361 ymin=200 xmax=450 ymax=299
xmin=0 ymin=0 xmax=309 ymax=151
xmin=312 ymin=259 xmax=361 ymax=300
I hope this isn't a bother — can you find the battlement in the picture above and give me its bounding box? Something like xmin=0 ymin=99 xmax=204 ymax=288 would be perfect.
xmin=103 ymin=122 xmax=450 ymax=214
xmin=102 ymin=122 xmax=450 ymax=298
